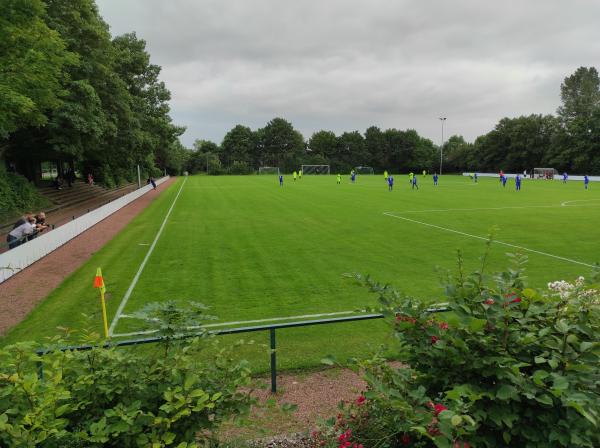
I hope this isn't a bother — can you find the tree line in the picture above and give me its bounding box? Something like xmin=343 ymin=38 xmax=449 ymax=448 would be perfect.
xmin=1 ymin=0 xmax=186 ymax=186
xmin=188 ymin=67 xmax=600 ymax=175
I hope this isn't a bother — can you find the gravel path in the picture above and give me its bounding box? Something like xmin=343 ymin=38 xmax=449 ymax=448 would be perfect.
xmin=0 ymin=178 xmax=176 ymax=336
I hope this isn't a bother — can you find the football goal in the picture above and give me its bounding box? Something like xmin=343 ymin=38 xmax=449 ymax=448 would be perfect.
xmin=258 ymin=166 xmax=280 ymax=175
xmin=301 ymin=165 xmax=330 ymax=175
xmin=355 ymin=166 xmax=374 ymax=175
xmin=533 ymin=167 xmax=557 ymax=179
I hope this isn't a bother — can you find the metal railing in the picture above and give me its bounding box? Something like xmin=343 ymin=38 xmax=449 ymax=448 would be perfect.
xmin=36 ymin=308 xmax=448 ymax=393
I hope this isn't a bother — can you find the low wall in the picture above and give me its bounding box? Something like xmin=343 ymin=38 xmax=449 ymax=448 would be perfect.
xmin=0 ymin=177 xmax=169 ymax=284
xmin=462 ymin=173 xmax=600 ymax=181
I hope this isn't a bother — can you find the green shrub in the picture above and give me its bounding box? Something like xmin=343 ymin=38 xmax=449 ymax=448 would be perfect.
xmin=315 ymin=248 xmax=600 ymax=447
xmin=0 ymin=304 xmax=255 ymax=447
xmin=0 ymin=165 xmax=49 ymax=222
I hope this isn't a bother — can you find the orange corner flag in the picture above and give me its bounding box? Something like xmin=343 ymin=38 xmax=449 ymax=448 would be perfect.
xmin=93 ymin=267 xmax=106 ymax=294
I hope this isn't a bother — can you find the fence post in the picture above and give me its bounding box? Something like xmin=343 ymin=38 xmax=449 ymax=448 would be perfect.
xmin=270 ymin=328 xmax=277 ymax=393
xmin=36 ymin=360 xmax=44 ymax=380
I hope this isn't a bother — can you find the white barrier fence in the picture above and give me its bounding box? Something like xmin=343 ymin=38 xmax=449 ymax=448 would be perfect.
xmin=462 ymin=173 xmax=600 ymax=181
xmin=0 ymin=177 xmax=170 ymax=284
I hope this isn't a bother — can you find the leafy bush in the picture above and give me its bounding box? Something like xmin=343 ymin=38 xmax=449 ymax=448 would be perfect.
xmin=315 ymin=248 xmax=600 ymax=447
xmin=0 ymin=303 xmax=255 ymax=447
xmin=0 ymin=165 xmax=49 ymax=222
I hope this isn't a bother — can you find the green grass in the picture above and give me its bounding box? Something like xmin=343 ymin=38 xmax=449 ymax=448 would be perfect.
xmin=3 ymin=174 xmax=599 ymax=371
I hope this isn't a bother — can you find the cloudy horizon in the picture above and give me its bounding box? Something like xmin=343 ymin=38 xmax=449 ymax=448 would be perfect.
xmin=96 ymin=0 xmax=600 ymax=147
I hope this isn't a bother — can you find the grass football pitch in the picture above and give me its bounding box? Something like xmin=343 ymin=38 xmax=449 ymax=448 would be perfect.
xmin=3 ymin=174 xmax=598 ymax=371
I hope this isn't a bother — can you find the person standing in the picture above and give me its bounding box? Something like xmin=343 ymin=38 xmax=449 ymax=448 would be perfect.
xmin=279 ymin=174 xmax=283 ymax=187
xmin=515 ymin=175 xmax=521 ymax=191
xmin=388 ymin=175 xmax=394 ymax=191
xmin=563 ymin=172 xmax=568 ymax=183
xmin=337 ymin=173 xmax=341 ymax=184
xmin=351 ymin=170 xmax=356 ymax=183
xmin=412 ymin=174 xmax=418 ymax=190
xmin=502 ymin=175 xmax=507 ymax=187
xmin=298 ymin=169 xmax=302 ymax=180
xmin=383 ymin=170 xmax=388 ymax=181
xmin=584 ymin=175 xmax=589 ymax=190
xmin=433 ymin=173 xmax=438 ymax=186
xmin=293 ymin=171 xmax=297 ymax=182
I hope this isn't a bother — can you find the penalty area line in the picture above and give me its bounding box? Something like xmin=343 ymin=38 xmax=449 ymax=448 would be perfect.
xmin=108 ymin=177 xmax=188 ymax=336
xmin=111 ymin=310 xmax=364 ymax=338
xmin=383 ymin=212 xmax=594 ymax=268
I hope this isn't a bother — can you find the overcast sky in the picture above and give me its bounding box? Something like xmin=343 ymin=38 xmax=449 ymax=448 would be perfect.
xmin=96 ymin=0 xmax=600 ymax=147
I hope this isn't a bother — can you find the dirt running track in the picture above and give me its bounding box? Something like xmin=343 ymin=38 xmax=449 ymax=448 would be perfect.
xmin=0 ymin=178 xmax=176 ymax=336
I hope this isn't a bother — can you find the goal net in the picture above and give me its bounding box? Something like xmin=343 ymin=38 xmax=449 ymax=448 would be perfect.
xmin=258 ymin=166 xmax=280 ymax=175
xmin=355 ymin=166 xmax=374 ymax=175
xmin=301 ymin=165 xmax=330 ymax=175
xmin=533 ymin=168 xmax=557 ymax=179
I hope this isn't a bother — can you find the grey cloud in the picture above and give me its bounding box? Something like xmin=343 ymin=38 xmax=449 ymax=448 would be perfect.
xmin=96 ymin=0 xmax=600 ymax=146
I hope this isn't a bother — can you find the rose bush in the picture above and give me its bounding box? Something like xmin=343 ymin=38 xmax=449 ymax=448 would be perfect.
xmin=316 ymin=250 xmax=600 ymax=447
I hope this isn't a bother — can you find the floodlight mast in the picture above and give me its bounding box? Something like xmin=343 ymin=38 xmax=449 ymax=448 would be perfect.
xmin=439 ymin=117 xmax=447 ymax=175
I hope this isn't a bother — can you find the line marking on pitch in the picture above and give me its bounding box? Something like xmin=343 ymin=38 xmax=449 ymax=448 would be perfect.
xmin=561 ymin=198 xmax=600 ymax=206
xmin=111 ymin=310 xmax=364 ymax=338
xmin=108 ymin=177 xmax=188 ymax=336
xmin=383 ymin=212 xmax=594 ymax=268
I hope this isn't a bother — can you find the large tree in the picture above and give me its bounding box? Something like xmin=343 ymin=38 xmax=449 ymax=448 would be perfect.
xmin=0 ymin=0 xmax=74 ymax=138
xmin=220 ymin=124 xmax=255 ymax=168
xmin=258 ymin=118 xmax=304 ymax=172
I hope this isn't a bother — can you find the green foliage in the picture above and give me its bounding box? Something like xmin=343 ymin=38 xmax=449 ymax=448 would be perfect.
xmin=0 ymin=304 xmax=254 ymax=447
xmin=0 ymin=0 xmax=75 ymax=137
xmin=0 ymin=166 xmax=49 ymax=222
xmin=318 ymin=249 xmax=600 ymax=447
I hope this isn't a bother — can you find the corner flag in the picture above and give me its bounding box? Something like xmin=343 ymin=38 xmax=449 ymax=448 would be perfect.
xmin=93 ymin=267 xmax=106 ymax=294
xmin=93 ymin=267 xmax=109 ymax=338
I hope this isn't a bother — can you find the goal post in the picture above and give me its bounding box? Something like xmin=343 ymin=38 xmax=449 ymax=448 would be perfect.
xmin=258 ymin=166 xmax=280 ymax=175
xmin=355 ymin=166 xmax=374 ymax=175
xmin=533 ymin=167 xmax=557 ymax=179
xmin=301 ymin=164 xmax=330 ymax=175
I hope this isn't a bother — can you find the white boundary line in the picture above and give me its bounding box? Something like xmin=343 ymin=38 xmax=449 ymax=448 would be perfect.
xmin=386 ymin=201 xmax=600 ymax=214
xmin=561 ymin=198 xmax=600 ymax=206
xmin=108 ymin=177 xmax=188 ymax=336
xmin=111 ymin=310 xmax=362 ymax=338
xmin=383 ymin=212 xmax=594 ymax=268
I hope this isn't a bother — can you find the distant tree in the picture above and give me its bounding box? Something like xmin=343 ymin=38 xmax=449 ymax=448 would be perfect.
xmin=336 ymin=131 xmax=366 ymax=172
xmin=551 ymin=67 xmax=600 ymax=172
xmin=259 ymin=118 xmax=304 ymax=172
xmin=474 ymin=115 xmax=558 ymax=172
xmin=221 ymin=125 xmax=254 ymax=168
xmin=308 ymin=130 xmax=337 ymax=158
xmin=364 ymin=126 xmax=387 ymax=170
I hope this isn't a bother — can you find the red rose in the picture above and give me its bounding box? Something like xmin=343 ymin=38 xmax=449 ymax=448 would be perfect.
xmin=433 ymin=403 xmax=448 ymax=416
xmin=438 ymin=322 xmax=449 ymax=330
xmin=510 ymin=297 xmax=522 ymax=303
xmin=484 ymin=298 xmax=495 ymax=305
xmin=356 ymin=395 xmax=366 ymax=405
xmin=401 ymin=433 xmax=411 ymax=445
xmin=431 ymin=336 xmax=439 ymax=344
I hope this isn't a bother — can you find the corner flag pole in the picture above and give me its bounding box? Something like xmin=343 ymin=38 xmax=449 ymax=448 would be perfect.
xmin=93 ymin=268 xmax=109 ymax=338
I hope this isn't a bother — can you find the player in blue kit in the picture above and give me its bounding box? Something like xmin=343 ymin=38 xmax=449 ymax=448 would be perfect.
xmin=433 ymin=173 xmax=438 ymax=186
xmin=502 ymin=175 xmax=507 ymax=187
xmin=563 ymin=172 xmax=568 ymax=183
xmin=388 ymin=175 xmax=394 ymax=191
xmin=279 ymin=175 xmax=283 ymax=187
xmin=584 ymin=175 xmax=589 ymax=189
xmin=412 ymin=174 xmax=418 ymax=190
xmin=515 ymin=175 xmax=521 ymax=191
